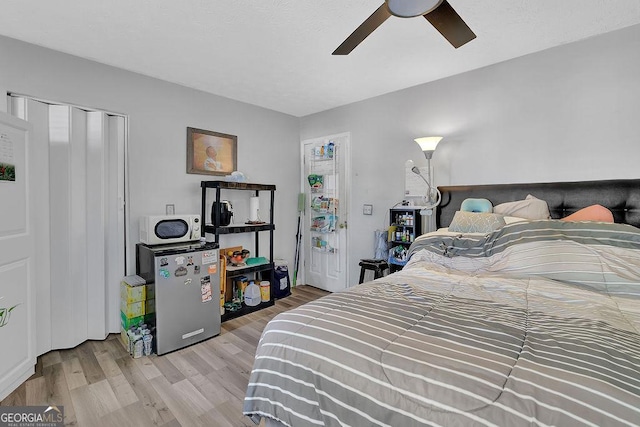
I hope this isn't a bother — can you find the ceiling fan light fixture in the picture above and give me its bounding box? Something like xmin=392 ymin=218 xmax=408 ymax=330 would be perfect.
xmin=386 ymin=0 xmax=444 ymax=18
xmin=333 ymin=0 xmax=474 ymax=55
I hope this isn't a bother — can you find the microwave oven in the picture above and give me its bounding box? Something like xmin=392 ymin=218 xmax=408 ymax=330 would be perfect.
xmin=139 ymin=214 xmax=201 ymax=245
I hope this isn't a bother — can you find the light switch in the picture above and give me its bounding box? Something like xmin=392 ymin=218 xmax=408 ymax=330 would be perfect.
xmin=363 ymin=204 xmax=373 ymax=215
xmin=166 ymin=204 xmax=175 ymax=215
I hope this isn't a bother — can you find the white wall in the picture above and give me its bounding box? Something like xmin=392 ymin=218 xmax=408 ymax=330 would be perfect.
xmin=0 ymin=86 xmax=6 ymax=112
xmin=3 ymin=23 xmax=640 ymax=290
xmin=300 ymin=23 xmax=640 ymax=285
xmin=0 ymin=35 xmax=301 ymax=275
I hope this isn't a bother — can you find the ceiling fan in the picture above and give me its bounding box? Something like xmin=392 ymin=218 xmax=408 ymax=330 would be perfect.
xmin=333 ymin=0 xmax=476 ymax=55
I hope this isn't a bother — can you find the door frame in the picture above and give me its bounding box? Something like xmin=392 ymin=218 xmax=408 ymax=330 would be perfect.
xmin=299 ymin=132 xmax=351 ymax=290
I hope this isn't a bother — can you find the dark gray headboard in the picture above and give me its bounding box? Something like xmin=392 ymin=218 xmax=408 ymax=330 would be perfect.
xmin=437 ymin=179 xmax=640 ymax=229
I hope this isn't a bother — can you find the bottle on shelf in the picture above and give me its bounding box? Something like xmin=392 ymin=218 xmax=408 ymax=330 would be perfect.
xmin=388 ymin=207 xmax=423 ymax=271
xmin=200 ymin=180 xmax=279 ymax=322
xmin=143 ymin=329 xmax=153 ymax=356
xmin=244 ymin=281 xmax=261 ymax=306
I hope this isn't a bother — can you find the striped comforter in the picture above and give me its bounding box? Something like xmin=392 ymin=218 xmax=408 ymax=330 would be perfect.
xmin=244 ymin=221 xmax=640 ymax=426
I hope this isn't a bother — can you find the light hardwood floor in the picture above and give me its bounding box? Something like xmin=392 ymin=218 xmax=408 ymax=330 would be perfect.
xmin=1 ymin=285 xmax=329 ymax=426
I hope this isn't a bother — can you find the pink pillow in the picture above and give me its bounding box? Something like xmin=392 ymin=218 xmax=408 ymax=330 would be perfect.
xmin=561 ymin=205 xmax=614 ymax=223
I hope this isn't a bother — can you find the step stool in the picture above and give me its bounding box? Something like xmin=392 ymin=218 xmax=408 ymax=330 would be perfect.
xmin=358 ymin=259 xmax=389 ymax=284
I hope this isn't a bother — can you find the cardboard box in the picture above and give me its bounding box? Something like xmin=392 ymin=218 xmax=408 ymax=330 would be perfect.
xmin=119 ymin=327 xmax=130 ymax=350
xmin=122 ymin=274 xmax=146 ymax=287
xmin=121 ymin=277 xmax=146 ymax=304
xmin=145 ymin=299 xmax=155 ymax=314
xmin=144 ymin=313 xmax=155 ymax=327
xmin=120 ymin=311 xmax=145 ymax=330
xmin=121 ymin=299 xmax=145 ymax=317
xmin=145 ymin=284 xmax=155 ymax=300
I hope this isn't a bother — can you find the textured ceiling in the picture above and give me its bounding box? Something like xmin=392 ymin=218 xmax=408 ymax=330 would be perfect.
xmin=1 ymin=0 xmax=639 ymax=117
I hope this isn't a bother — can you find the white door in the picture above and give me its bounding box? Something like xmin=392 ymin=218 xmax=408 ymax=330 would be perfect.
xmin=301 ymin=133 xmax=350 ymax=292
xmin=0 ymin=112 xmax=35 ymax=400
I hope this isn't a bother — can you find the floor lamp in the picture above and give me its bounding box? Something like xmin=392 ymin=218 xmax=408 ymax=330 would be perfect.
xmin=412 ymin=136 xmax=442 ymax=232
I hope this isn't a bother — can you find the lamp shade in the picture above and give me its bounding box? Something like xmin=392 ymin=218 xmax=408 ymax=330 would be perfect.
xmin=414 ymin=136 xmax=443 ymax=152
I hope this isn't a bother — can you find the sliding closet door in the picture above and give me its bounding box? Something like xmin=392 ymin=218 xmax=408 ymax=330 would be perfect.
xmin=86 ymin=112 xmax=108 ymax=339
xmin=86 ymin=112 xmax=127 ymax=336
xmin=107 ymin=115 xmax=126 ymax=333
xmin=9 ymin=96 xmax=126 ymax=353
xmin=49 ymin=105 xmax=89 ymax=347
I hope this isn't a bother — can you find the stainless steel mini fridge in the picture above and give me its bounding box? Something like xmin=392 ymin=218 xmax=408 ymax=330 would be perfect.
xmin=136 ymin=241 xmax=220 ymax=355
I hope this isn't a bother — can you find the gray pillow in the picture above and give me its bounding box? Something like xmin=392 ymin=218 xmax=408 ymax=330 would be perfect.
xmin=493 ymin=194 xmax=551 ymax=220
xmin=448 ymin=211 xmax=506 ymax=233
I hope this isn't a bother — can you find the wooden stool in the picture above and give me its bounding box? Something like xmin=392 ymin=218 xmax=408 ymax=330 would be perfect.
xmin=358 ymin=259 xmax=389 ymax=284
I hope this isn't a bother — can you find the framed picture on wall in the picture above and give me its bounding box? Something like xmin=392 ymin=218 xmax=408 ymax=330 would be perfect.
xmin=186 ymin=127 xmax=237 ymax=176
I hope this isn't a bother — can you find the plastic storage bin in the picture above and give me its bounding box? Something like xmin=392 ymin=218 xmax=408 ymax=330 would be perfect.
xmin=273 ymin=261 xmax=291 ymax=299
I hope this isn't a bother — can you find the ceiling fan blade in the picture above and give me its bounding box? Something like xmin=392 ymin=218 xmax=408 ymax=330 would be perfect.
xmin=423 ymin=0 xmax=475 ymax=48
xmin=333 ymin=3 xmax=392 ymax=55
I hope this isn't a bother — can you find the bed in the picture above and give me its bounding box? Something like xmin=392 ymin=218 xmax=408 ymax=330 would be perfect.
xmin=244 ymin=179 xmax=640 ymax=427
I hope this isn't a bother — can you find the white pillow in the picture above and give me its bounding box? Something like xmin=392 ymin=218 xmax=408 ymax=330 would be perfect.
xmin=448 ymin=211 xmax=506 ymax=233
xmin=493 ymin=195 xmax=550 ymax=220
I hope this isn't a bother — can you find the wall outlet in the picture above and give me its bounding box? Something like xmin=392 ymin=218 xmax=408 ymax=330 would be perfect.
xmin=166 ymin=204 xmax=175 ymax=215
xmin=363 ymin=204 xmax=373 ymax=215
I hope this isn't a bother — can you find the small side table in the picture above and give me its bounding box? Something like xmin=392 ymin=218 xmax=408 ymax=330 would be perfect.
xmin=358 ymin=259 xmax=389 ymax=284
